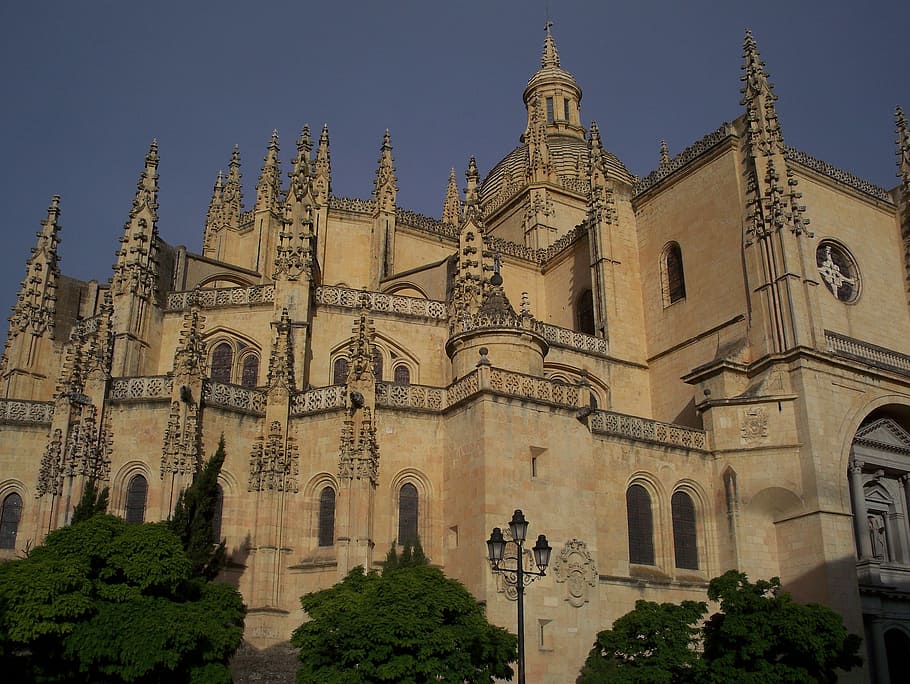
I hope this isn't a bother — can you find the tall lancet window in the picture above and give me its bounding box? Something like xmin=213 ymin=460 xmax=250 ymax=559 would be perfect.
xmin=661 ymin=242 xmax=687 ymax=306
xmin=211 ymin=343 xmax=233 ymax=383
xmin=398 ymin=483 xmax=419 ymax=546
xmin=626 ymin=484 xmax=655 ymax=565
xmin=125 ymin=475 xmax=148 ymax=524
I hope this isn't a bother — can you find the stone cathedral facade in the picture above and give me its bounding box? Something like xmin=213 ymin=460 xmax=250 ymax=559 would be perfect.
xmin=2 ymin=27 xmax=910 ymax=682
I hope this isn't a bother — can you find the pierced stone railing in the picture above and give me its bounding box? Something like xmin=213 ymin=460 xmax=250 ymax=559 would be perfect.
xmin=315 ymin=285 xmax=448 ymax=320
xmin=488 ymin=368 xmax=580 ymax=407
xmin=329 ymin=196 xmax=376 ymax=214
xmin=290 ymin=385 xmax=348 ymax=416
xmin=536 ymin=322 xmax=609 ymax=356
xmin=825 ymin=330 xmax=910 ymax=376
xmin=166 ymin=285 xmax=275 ymax=311
xmin=376 ymin=382 xmax=446 ymax=411
xmin=0 ymin=399 xmax=54 ymax=425
xmin=590 ymin=410 xmax=707 ymax=450
xmin=69 ymin=314 xmax=102 ymax=338
xmin=446 ymin=370 xmax=480 ymax=406
xmin=109 ymin=376 xmax=173 ymax=401
xmin=204 ymin=381 xmax=266 ymax=415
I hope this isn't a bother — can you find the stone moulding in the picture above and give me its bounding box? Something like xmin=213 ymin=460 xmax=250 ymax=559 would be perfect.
xmin=0 ymin=399 xmax=54 ymax=425
xmin=166 ymin=285 xmax=275 ymax=311
xmin=315 ymin=285 xmax=448 ymax=320
xmin=590 ymin=409 xmax=707 ymax=451
xmin=825 ymin=329 xmax=910 ymax=376
xmin=109 ymin=375 xmax=173 ymax=401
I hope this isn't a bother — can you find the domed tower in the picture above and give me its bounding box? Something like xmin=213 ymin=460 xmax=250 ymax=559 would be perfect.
xmin=479 ymin=23 xmax=634 ymax=249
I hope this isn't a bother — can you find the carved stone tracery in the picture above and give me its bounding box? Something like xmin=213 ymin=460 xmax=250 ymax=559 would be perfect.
xmin=552 ymin=539 xmax=598 ymax=607
xmin=249 ymin=420 xmax=299 ymax=493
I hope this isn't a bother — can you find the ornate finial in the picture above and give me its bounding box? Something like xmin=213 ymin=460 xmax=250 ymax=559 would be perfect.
xmin=256 ymin=130 xmax=282 ymax=213
xmin=266 ymin=308 xmax=295 ymax=393
xmin=541 ymin=21 xmax=560 ymax=68
xmin=373 ymin=129 xmax=398 ymax=213
xmin=314 ymin=123 xmax=332 ymax=205
xmin=526 ymin=95 xmax=553 ymax=180
xmin=173 ymin=308 xmax=207 ymax=378
xmin=659 ymin=140 xmax=671 ymax=167
xmin=442 ymin=167 xmax=462 ymax=225
xmin=347 ymin=296 xmax=377 ymax=383
xmin=287 ymin=125 xmax=314 ymax=201
xmin=222 ymin=146 xmax=243 ymax=230
xmin=897 ymin=106 xmax=910 ymax=189
xmin=586 ymin=122 xmax=616 ymax=227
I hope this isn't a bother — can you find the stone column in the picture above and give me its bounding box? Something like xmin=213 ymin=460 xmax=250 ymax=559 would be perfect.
xmin=849 ymin=460 xmax=873 ymax=559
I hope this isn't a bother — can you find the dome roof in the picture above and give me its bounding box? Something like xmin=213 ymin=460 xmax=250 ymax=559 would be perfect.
xmin=479 ymin=134 xmax=635 ymax=208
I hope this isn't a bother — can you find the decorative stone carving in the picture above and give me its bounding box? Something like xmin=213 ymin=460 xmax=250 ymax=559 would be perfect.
xmin=552 ymin=539 xmax=598 ymax=607
xmin=161 ymin=400 xmax=201 ymax=478
xmin=740 ymin=407 xmax=769 ymax=445
xmin=36 ymin=429 xmax=64 ymax=497
xmin=249 ymin=420 xmax=299 ymax=493
xmin=590 ymin=410 xmax=707 ymax=450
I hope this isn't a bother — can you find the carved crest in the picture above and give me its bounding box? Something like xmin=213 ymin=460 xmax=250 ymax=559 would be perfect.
xmin=552 ymin=538 xmax=598 ymax=607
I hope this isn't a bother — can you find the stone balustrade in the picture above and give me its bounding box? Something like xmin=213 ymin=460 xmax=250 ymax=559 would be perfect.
xmin=0 ymin=399 xmax=54 ymax=425
xmin=590 ymin=410 xmax=707 ymax=450
xmin=826 ymin=330 xmax=910 ymax=376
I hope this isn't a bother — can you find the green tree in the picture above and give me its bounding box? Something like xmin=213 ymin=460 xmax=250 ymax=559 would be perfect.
xmin=577 ymin=599 xmax=707 ymax=684
xmin=578 ymin=571 xmax=862 ymax=684
xmin=168 ymin=435 xmax=227 ymax=579
xmin=0 ymin=514 xmax=245 ymax=683
xmin=70 ymin=478 xmax=109 ymax=524
xmin=292 ymin=554 xmax=516 ymax=683
xmin=702 ymin=571 xmax=862 ymax=683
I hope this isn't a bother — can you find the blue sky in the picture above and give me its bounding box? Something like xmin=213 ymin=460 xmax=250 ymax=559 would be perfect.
xmin=1 ymin=1 xmax=907 ymax=322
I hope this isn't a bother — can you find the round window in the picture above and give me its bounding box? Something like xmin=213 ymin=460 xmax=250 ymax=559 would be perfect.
xmin=816 ymin=241 xmax=860 ymax=303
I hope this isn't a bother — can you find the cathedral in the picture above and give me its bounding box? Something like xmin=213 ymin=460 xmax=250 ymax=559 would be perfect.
xmin=1 ymin=25 xmax=909 ymax=682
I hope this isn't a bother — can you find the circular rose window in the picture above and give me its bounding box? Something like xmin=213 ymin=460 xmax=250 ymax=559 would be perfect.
xmin=816 ymin=241 xmax=860 ymax=303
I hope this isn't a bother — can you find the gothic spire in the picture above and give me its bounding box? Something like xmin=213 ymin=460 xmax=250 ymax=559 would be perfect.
xmin=222 ymin=145 xmax=243 ymax=230
xmin=255 ymin=130 xmax=282 ymax=213
xmin=898 ymin=106 xmax=910 ymax=195
xmin=741 ymin=29 xmax=784 ymax=155
xmin=314 ymin=124 xmax=332 ymax=206
xmin=464 ymin=156 xmax=480 ymax=213
xmin=275 ymin=128 xmax=316 ymax=281
xmin=526 ymin=94 xmax=554 ymax=181
xmin=203 ymin=170 xmax=224 ymax=257
xmin=112 ymin=140 xmax=160 ymax=298
xmin=587 ymin=121 xmax=616 ymax=227
xmin=172 ymin=307 xmax=207 ymax=378
xmin=442 ymin=167 xmax=462 ymax=226
xmin=267 ymin=308 xmax=295 ymax=394
xmin=373 ymin=130 xmax=397 ymax=214
xmin=9 ymin=195 xmax=61 ymax=338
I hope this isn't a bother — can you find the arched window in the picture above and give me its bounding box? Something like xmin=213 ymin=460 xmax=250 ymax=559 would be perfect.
xmin=211 ymin=484 xmax=224 ymax=543
xmin=662 ymin=243 xmax=686 ymax=305
xmin=398 ymin=483 xmax=419 ymax=546
xmin=577 ymin=289 xmax=595 ymax=335
xmin=125 ymin=475 xmax=148 ymax=524
xmin=211 ymin=343 xmax=233 ymax=384
xmin=0 ymin=493 xmax=23 ymax=550
xmin=671 ymin=491 xmax=699 ymax=570
xmin=241 ymin=355 xmax=259 ymax=388
xmin=333 ymin=358 xmax=349 ymax=385
xmin=394 ymin=365 xmax=411 ymax=385
xmin=318 ymin=487 xmax=336 ymax=547
xmin=373 ymin=350 xmax=383 ymax=381
xmin=626 ymin=484 xmax=654 ymax=565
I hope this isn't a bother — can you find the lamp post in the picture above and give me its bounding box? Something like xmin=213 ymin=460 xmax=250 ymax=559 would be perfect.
xmin=486 ymin=509 xmax=551 ymax=684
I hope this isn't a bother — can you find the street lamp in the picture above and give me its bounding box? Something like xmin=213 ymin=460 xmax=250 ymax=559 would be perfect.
xmin=486 ymin=509 xmax=551 ymax=684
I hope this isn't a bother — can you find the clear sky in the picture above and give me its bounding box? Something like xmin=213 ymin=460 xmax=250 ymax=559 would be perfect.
xmin=1 ymin=1 xmax=907 ymax=324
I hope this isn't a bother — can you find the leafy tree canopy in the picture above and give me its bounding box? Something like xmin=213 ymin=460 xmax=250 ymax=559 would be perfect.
xmin=578 ymin=570 xmax=862 ymax=684
xmin=292 ymin=547 xmax=516 ymax=683
xmin=168 ymin=434 xmax=227 ymax=579
xmin=0 ymin=514 xmax=245 ymax=683
xmin=70 ymin=478 xmax=109 ymax=525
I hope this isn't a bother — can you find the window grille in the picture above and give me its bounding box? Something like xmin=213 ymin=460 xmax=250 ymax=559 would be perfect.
xmin=0 ymin=493 xmax=23 ymax=549
xmin=394 ymin=365 xmax=411 ymax=385
xmin=241 ymin=355 xmax=259 ymax=388
xmin=211 ymin=343 xmax=233 ymax=383
xmin=398 ymin=483 xmax=419 ymax=546
xmin=333 ymin=358 xmax=349 ymax=385
xmin=125 ymin=475 xmax=148 ymax=524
